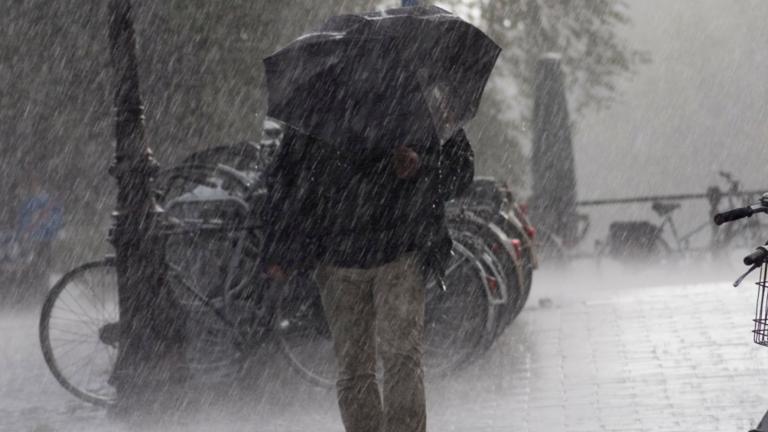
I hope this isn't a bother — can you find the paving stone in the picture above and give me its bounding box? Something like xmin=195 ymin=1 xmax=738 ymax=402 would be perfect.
xmin=7 ymin=266 xmax=768 ymax=431
xmin=426 ymin=267 xmax=768 ymax=431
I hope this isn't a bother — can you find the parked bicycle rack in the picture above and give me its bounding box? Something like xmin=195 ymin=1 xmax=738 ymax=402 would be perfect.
xmin=39 ymin=140 xmax=539 ymax=407
xmin=534 ymin=177 xmax=768 ymax=263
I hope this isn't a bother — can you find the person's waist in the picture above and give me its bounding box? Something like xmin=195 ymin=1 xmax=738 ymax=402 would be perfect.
xmin=322 ymin=237 xmax=421 ymax=268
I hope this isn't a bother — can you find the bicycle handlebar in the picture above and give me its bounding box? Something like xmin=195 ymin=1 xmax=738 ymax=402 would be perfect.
xmin=714 ymin=206 xmax=756 ymax=225
xmin=714 ymin=194 xmax=768 ymax=225
xmin=744 ymin=246 xmax=768 ymax=266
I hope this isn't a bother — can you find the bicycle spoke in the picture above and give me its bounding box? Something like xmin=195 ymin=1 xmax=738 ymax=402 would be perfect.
xmin=52 ymin=338 xmax=94 ymax=361
xmin=48 ymin=316 xmax=100 ymax=338
xmin=49 ymin=314 xmax=103 ymax=327
xmin=78 ymin=341 xmax=103 ymax=392
xmin=47 ymin=338 xmax=93 ymax=352
xmin=41 ymin=261 xmax=120 ymax=406
xmin=83 ymin=270 xmax=115 ymax=323
xmin=51 ymin=312 xmax=100 ymax=337
xmin=79 ymin=272 xmax=107 ymax=317
xmin=59 ymin=340 xmax=99 ymax=375
xmin=60 ymin=289 xmax=103 ymax=333
xmin=47 ymin=324 xmax=95 ymax=338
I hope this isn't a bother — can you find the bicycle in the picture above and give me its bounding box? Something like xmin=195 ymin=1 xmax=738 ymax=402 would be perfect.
xmin=452 ymin=177 xmax=537 ymax=316
xmin=39 ymin=164 xmax=263 ymax=406
xmin=39 ymin=161 xmax=507 ymax=406
xmin=595 ymin=172 xmax=768 ymax=264
xmin=713 ymin=193 xmax=768 ymax=432
xmin=279 ymin=232 xmax=502 ymax=387
xmin=447 ymin=205 xmax=525 ymax=340
xmin=158 ymin=165 xmax=531 ymax=382
xmin=711 ymin=172 xmax=768 ymax=254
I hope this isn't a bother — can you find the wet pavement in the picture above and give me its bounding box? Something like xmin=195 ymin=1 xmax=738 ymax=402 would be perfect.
xmin=3 ymin=263 xmax=768 ymax=431
xmin=431 ymin=264 xmax=768 ymax=432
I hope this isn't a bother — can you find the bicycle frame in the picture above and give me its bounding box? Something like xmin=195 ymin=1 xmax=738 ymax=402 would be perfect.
xmin=160 ymin=217 xmax=273 ymax=348
xmin=717 ymin=198 xmax=768 ymax=432
xmin=658 ymin=213 xmax=710 ymax=253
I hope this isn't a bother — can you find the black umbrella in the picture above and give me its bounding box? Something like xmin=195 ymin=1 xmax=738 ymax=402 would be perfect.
xmin=263 ymin=5 xmax=500 ymax=152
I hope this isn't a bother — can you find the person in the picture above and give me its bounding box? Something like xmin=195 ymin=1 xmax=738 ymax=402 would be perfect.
xmin=261 ymin=121 xmax=474 ymax=432
xmin=0 ymin=174 xmax=63 ymax=302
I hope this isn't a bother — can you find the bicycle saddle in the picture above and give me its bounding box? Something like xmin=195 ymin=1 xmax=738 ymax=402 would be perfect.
xmin=651 ymin=201 xmax=681 ymax=217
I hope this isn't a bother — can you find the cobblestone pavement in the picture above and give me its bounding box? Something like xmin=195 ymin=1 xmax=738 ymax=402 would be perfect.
xmin=429 ymin=264 xmax=768 ymax=432
xmin=4 ymin=263 xmax=768 ymax=431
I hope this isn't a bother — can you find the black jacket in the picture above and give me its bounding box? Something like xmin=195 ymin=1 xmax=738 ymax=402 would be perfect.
xmin=261 ymin=128 xmax=474 ymax=275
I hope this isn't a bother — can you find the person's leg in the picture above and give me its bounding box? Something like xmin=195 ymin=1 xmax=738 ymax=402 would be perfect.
xmin=373 ymin=252 xmax=427 ymax=432
xmin=315 ymin=265 xmax=382 ymax=432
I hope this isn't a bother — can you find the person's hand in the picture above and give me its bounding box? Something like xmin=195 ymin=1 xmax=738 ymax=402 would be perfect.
xmin=392 ymin=145 xmax=421 ymax=179
xmin=265 ymin=264 xmax=289 ymax=283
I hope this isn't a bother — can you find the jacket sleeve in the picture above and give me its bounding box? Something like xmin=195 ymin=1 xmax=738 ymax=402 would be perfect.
xmin=259 ymin=129 xmax=322 ymax=270
xmin=439 ymin=128 xmax=475 ymax=201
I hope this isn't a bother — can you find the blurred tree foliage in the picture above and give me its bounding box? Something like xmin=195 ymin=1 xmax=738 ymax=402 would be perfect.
xmin=1 ymin=0 xmax=372 ymax=264
xmin=1 ymin=1 xmax=114 ymax=238
xmin=1 ymin=0 xmax=642 ymax=266
xmin=433 ymin=0 xmax=648 ymax=191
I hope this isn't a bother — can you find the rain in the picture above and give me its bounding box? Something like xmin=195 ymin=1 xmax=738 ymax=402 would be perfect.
xmin=3 ymin=1 xmax=768 ymax=431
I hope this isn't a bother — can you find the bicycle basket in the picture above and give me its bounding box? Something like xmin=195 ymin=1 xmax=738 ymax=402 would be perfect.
xmin=754 ymin=263 xmax=768 ymax=346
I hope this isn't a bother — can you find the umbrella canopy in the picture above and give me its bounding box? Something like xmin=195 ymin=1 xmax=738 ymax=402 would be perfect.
xmin=263 ymin=5 xmax=500 ymax=152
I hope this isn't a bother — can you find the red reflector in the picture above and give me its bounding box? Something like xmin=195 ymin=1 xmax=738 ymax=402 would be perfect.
xmin=510 ymin=239 xmax=522 ymax=260
xmin=524 ymin=225 xmax=536 ymax=240
xmin=486 ymin=276 xmax=498 ymax=293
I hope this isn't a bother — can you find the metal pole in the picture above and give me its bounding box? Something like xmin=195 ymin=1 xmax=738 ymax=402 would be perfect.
xmin=107 ymin=0 xmax=182 ymax=416
xmin=576 ymin=189 xmax=768 ymax=207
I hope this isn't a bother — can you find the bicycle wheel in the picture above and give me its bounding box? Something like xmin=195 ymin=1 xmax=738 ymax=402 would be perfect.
xmin=493 ymin=213 xmax=535 ymax=307
xmin=483 ymin=226 xmax=525 ymax=337
xmin=276 ymin=273 xmax=336 ymax=388
xmin=164 ymin=232 xmax=251 ymax=383
xmin=459 ymin=205 xmax=533 ymax=299
xmin=423 ymin=238 xmax=496 ymax=376
xmin=277 ymin=239 xmax=497 ymax=385
xmin=453 ymin=213 xmax=524 ymax=338
xmin=39 ymin=258 xmax=118 ymax=407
